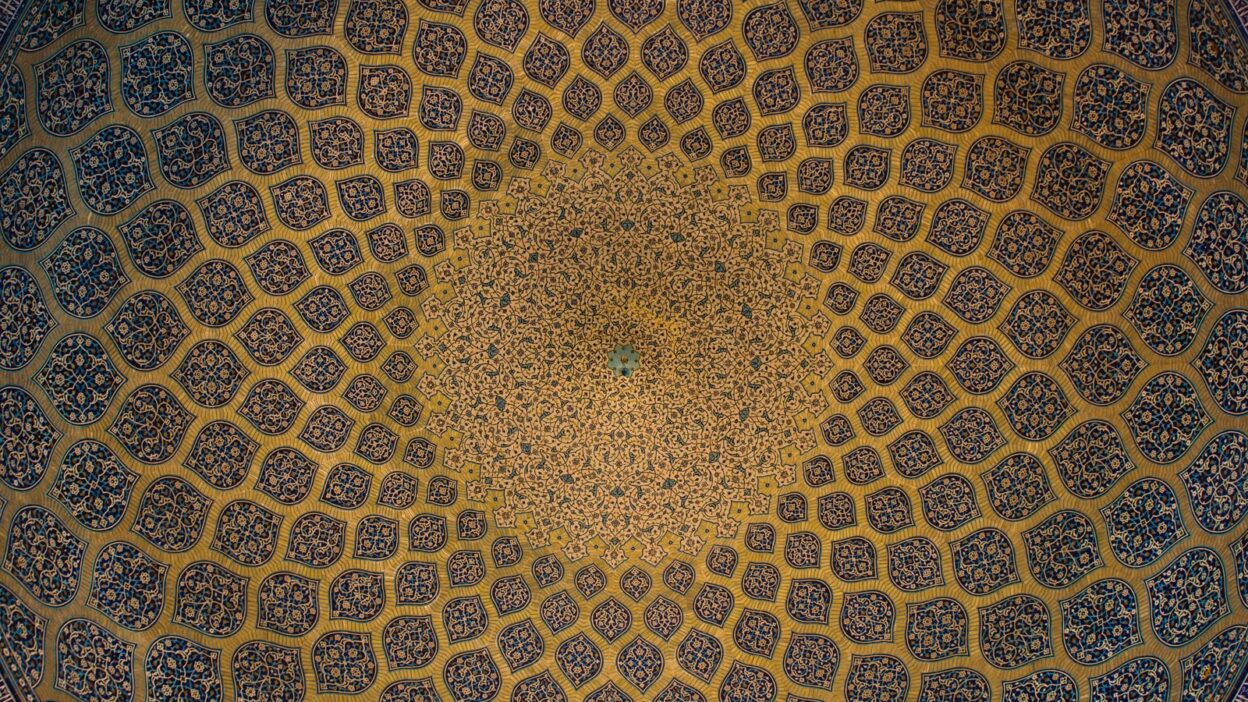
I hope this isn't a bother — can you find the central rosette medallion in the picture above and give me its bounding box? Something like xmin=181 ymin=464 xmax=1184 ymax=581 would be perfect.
xmin=416 ymin=151 xmax=832 ymax=564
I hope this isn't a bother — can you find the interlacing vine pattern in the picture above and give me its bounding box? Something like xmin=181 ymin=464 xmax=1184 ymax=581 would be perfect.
xmin=0 ymin=0 xmax=1245 ymax=700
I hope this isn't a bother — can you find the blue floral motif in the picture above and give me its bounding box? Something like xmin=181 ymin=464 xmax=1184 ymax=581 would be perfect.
xmin=0 ymin=148 xmax=74 ymax=251
xmin=35 ymin=39 xmax=112 ymax=136
xmin=0 ymin=266 xmax=57 ymax=371
xmin=40 ymin=226 xmax=128 ymax=319
xmin=1060 ymin=578 xmax=1142 ymax=665
xmin=55 ymin=618 xmax=135 ymax=702
xmin=35 ymin=333 xmax=126 ymax=425
xmin=120 ymin=32 xmax=193 ymax=119
xmin=48 ymin=440 xmax=138 ymax=531
xmin=70 ymin=124 xmax=154 ymax=215
xmin=87 ymin=541 xmax=167 ymax=631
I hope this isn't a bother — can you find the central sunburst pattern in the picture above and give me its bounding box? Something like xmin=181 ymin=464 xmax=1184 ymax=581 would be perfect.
xmin=418 ymin=151 xmax=831 ymax=564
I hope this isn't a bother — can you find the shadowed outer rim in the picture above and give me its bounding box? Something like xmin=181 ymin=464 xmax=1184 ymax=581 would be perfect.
xmin=0 ymin=0 xmax=36 ymax=689
xmin=0 ymin=611 xmax=37 ymax=701
xmin=1229 ymin=642 xmax=1248 ymax=702
xmin=0 ymin=3 xmax=92 ymax=699
xmin=0 ymin=0 xmax=33 ymax=74
xmin=1227 ymin=0 xmax=1248 ymax=45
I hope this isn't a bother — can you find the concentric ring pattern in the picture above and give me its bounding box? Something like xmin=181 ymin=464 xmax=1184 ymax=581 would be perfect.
xmin=0 ymin=0 xmax=1247 ymax=700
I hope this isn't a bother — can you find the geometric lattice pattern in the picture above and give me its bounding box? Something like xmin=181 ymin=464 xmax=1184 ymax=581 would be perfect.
xmin=0 ymin=0 xmax=1247 ymax=700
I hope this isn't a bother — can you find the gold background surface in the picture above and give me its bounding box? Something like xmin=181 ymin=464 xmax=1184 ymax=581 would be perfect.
xmin=0 ymin=0 xmax=1246 ymax=700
